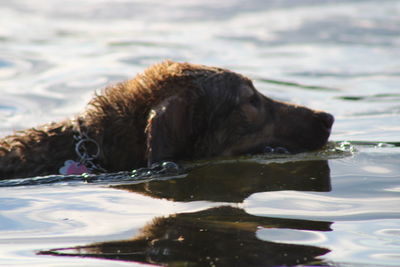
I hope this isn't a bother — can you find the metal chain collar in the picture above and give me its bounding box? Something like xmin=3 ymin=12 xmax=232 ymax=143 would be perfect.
xmin=73 ymin=120 xmax=106 ymax=173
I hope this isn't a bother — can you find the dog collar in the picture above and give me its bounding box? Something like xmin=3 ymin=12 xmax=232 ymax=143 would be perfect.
xmin=59 ymin=119 xmax=106 ymax=175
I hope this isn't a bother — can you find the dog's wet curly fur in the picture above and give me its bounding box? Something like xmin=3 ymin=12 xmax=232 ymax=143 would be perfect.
xmin=0 ymin=61 xmax=334 ymax=179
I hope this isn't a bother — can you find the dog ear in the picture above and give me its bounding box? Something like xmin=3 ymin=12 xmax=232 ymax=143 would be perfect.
xmin=145 ymin=95 xmax=193 ymax=166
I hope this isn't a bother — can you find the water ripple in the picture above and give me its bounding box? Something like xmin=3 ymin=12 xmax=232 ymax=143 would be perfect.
xmin=244 ymin=192 xmax=400 ymax=221
xmin=0 ymin=57 xmax=33 ymax=79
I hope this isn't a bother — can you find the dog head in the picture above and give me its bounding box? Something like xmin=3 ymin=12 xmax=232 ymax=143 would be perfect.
xmin=144 ymin=61 xmax=334 ymax=165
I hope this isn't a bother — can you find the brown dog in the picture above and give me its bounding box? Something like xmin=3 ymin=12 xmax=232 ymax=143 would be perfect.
xmin=0 ymin=61 xmax=334 ymax=179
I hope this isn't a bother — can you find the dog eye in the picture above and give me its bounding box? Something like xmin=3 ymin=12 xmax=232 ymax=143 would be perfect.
xmin=248 ymin=94 xmax=259 ymax=107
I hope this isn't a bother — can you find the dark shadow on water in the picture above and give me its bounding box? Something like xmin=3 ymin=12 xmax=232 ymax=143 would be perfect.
xmin=255 ymin=77 xmax=339 ymax=92
xmin=113 ymin=160 xmax=331 ymax=203
xmin=39 ymin=206 xmax=332 ymax=267
xmin=337 ymin=93 xmax=400 ymax=102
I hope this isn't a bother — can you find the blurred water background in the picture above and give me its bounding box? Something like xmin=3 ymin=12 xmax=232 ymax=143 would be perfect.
xmin=0 ymin=0 xmax=399 ymax=266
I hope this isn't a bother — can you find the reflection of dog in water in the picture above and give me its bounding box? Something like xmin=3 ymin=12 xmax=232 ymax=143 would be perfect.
xmin=39 ymin=206 xmax=332 ymax=266
xmin=1 ymin=61 xmax=333 ymax=179
xmin=114 ymin=160 xmax=332 ymax=202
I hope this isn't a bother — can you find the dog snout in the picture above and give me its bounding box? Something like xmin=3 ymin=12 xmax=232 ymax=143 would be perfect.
xmin=316 ymin=111 xmax=334 ymax=130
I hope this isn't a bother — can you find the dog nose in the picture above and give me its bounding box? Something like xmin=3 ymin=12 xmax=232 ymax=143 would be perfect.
xmin=317 ymin=112 xmax=334 ymax=129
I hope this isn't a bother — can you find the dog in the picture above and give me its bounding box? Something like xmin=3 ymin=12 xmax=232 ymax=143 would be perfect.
xmin=0 ymin=61 xmax=334 ymax=179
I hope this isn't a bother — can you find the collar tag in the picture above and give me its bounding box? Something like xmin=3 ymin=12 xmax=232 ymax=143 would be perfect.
xmin=59 ymin=160 xmax=89 ymax=175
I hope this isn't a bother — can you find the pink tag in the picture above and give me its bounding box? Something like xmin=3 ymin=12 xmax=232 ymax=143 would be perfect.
xmin=59 ymin=160 xmax=89 ymax=175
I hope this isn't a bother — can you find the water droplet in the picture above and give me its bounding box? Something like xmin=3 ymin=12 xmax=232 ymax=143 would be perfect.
xmin=264 ymin=146 xmax=274 ymax=153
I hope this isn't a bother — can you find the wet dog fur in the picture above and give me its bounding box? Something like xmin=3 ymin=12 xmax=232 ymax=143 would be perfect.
xmin=0 ymin=61 xmax=334 ymax=179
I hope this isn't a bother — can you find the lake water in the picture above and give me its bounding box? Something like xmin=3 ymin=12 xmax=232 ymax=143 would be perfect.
xmin=0 ymin=0 xmax=399 ymax=266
